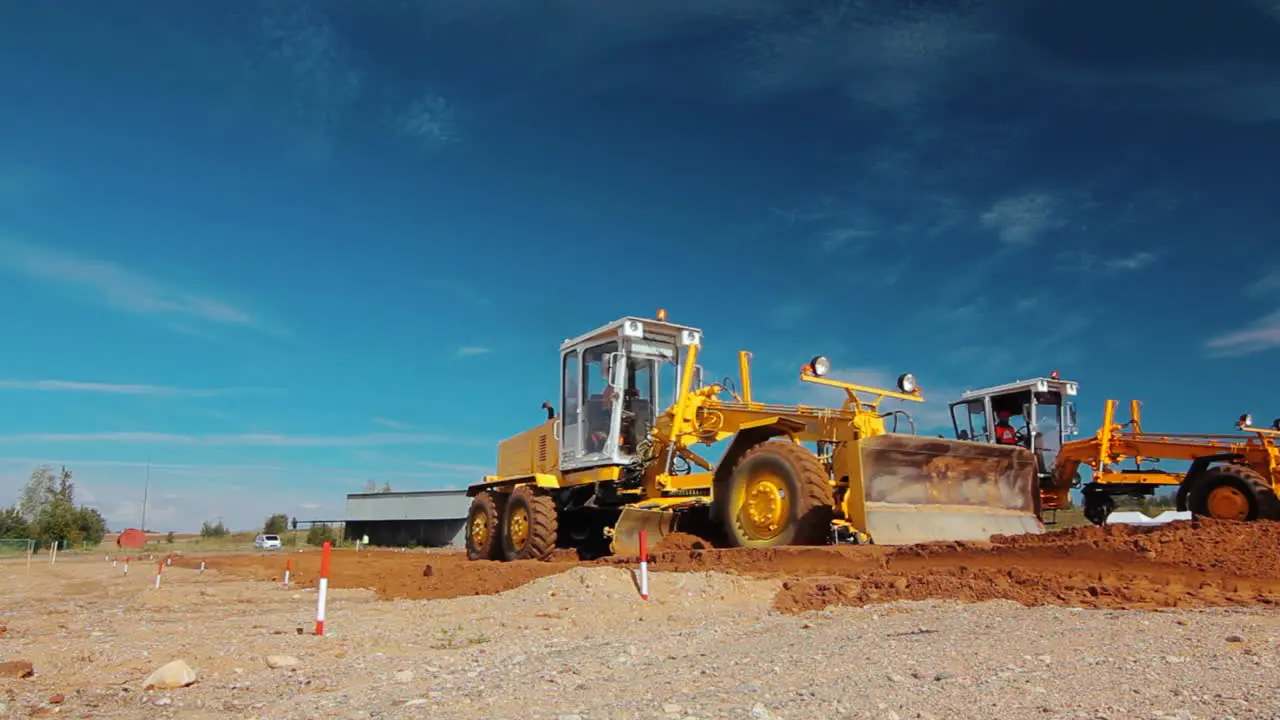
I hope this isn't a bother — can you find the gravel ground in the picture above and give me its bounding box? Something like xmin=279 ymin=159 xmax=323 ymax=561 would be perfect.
xmin=1 ymin=554 xmax=1277 ymax=719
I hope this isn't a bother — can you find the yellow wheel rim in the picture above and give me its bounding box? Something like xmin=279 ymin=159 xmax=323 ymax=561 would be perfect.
xmin=508 ymin=506 xmax=530 ymax=550
xmin=469 ymin=510 xmax=489 ymax=549
xmin=734 ymin=470 xmax=790 ymax=541
xmin=1206 ymin=485 xmax=1249 ymax=520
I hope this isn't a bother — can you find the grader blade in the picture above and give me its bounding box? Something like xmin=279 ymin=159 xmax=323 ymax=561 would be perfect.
xmin=855 ymin=434 xmax=1043 ymax=545
xmin=609 ymin=505 xmax=678 ymax=557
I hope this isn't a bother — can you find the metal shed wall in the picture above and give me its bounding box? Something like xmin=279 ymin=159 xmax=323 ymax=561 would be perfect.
xmin=342 ymin=490 xmax=470 ymax=548
xmin=344 ymin=491 xmax=470 ymax=522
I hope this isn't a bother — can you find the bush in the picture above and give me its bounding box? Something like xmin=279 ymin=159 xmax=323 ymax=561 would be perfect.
xmin=306 ymin=523 xmax=336 ymax=546
xmin=263 ymin=513 xmax=289 ymax=535
xmin=166 ymin=531 xmax=175 ymax=544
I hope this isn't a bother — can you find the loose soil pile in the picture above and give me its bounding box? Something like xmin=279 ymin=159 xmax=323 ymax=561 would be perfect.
xmin=174 ymin=518 xmax=1280 ymax=613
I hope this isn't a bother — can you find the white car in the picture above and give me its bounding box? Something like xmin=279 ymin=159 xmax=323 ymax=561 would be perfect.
xmin=254 ymin=534 xmax=283 ymax=550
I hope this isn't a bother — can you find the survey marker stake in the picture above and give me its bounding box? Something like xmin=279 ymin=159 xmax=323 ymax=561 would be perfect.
xmin=639 ymin=529 xmax=649 ymax=600
xmin=315 ymin=541 xmax=331 ymax=635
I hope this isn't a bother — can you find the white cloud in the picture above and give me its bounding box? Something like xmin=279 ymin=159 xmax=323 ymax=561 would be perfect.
xmin=417 ymin=460 xmax=491 ymax=475
xmin=394 ymin=93 xmax=459 ymax=150
xmin=1103 ymin=251 xmax=1158 ymax=272
xmin=0 ymin=238 xmax=276 ymax=336
xmin=0 ymin=379 xmax=261 ymax=396
xmin=735 ymin=2 xmax=1006 ymax=112
xmin=456 ymin=346 xmax=491 ymax=357
xmin=371 ymin=417 xmax=412 ymax=430
xmin=1206 ymin=311 xmax=1280 ymax=357
xmin=1247 ymin=268 xmax=1280 ymax=296
xmin=0 ymin=431 xmax=488 ymax=447
xmin=980 ymin=192 xmax=1062 ymax=245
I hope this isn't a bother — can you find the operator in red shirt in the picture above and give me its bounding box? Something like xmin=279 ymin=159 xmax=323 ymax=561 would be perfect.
xmin=994 ymin=410 xmax=1019 ymax=445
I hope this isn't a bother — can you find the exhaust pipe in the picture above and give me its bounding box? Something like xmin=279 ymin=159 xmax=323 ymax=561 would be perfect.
xmin=541 ymin=401 xmax=556 ymax=420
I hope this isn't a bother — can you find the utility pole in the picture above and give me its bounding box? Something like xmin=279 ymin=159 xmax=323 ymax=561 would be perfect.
xmin=140 ymin=456 xmax=150 ymax=533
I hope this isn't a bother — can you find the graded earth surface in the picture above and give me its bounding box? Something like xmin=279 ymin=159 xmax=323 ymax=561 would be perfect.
xmin=0 ymin=519 xmax=1276 ymax=719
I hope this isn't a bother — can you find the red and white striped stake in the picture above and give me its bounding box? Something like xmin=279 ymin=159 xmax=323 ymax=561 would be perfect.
xmin=314 ymin=541 xmax=331 ymax=635
xmin=123 ymin=556 xmax=130 ymax=575
xmin=283 ymin=558 xmax=291 ymax=586
xmin=638 ymin=529 xmax=649 ymax=600
xmin=199 ymin=559 xmax=206 ymax=572
xmin=154 ymin=561 xmax=163 ymax=589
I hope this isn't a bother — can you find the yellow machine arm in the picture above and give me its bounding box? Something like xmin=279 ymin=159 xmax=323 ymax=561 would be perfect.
xmin=1052 ymin=399 xmax=1279 ymax=489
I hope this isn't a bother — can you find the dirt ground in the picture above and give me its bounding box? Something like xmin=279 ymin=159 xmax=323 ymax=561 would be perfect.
xmin=0 ymin=519 xmax=1277 ymax=719
xmin=177 ymin=518 xmax=1280 ymax=611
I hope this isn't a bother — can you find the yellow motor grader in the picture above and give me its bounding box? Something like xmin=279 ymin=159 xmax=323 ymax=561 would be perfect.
xmin=463 ymin=310 xmax=1043 ymax=561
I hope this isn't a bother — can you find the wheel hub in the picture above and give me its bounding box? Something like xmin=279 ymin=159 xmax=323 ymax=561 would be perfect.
xmin=469 ymin=511 xmax=489 ymax=547
xmin=739 ymin=471 xmax=790 ymax=540
xmin=508 ymin=507 xmax=530 ymax=550
xmin=1206 ymin=485 xmax=1249 ymax=520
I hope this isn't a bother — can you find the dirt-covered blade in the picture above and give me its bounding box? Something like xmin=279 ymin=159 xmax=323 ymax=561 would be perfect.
xmin=609 ymin=505 xmax=678 ymax=557
xmin=856 ymin=433 xmax=1043 ymax=544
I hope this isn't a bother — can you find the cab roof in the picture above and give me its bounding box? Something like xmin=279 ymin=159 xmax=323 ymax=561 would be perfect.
xmin=559 ymin=315 xmax=703 ymax=351
xmin=955 ymin=376 xmax=1079 ymax=402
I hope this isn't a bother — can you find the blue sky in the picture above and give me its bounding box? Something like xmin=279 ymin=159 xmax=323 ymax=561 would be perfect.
xmin=1 ymin=1 xmax=1278 ymax=532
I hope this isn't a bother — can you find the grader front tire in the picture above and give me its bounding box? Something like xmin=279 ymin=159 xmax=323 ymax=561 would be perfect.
xmin=502 ymin=485 xmax=559 ymax=561
xmin=722 ymin=440 xmax=834 ymax=548
xmin=465 ymin=491 xmax=506 ymax=561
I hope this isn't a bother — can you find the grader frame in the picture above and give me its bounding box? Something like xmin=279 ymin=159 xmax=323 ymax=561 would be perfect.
xmin=464 ymin=310 xmax=1042 ymax=562
xmin=1053 ymin=399 xmax=1280 ymax=525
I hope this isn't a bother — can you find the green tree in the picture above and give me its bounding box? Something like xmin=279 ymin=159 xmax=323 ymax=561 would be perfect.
xmin=263 ymin=513 xmax=289 ymax=534
xmin=35 ymin=499 xmax=79 ymax=547
xmin=166 ymin=531 xmax=175 ymax=544
xmin=73 ymin=506 xmax=107 ymax=545
xmin=200 ymin=520 xmax=229 ymax=538
xmin=0 ymin=506 xmax=31 ymax=538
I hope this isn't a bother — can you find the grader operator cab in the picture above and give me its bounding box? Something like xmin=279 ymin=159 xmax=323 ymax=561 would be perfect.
xmin=464 ymin=310 xmax=1044 ymax=562
xmin=947 ymin=372 xmax=1082 ymax=520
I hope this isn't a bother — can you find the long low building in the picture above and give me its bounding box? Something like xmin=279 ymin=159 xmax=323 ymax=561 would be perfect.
xmin=343 ymin=489 xmax=470 ymax=548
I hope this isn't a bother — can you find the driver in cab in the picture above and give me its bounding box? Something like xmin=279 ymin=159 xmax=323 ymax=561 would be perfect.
xmin=994 ymin=410 xmax=1019 ymax=445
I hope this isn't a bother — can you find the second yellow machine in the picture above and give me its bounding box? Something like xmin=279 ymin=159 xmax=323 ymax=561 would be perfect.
xmin=463 ymin=311 xmax=1043 ymax=561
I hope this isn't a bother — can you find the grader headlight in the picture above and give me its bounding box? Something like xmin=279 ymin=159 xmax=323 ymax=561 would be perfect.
xmin=808 ymin=355 xmax=831 ymax=377
xmin=897 ymin=372 xmax=917 ymax=394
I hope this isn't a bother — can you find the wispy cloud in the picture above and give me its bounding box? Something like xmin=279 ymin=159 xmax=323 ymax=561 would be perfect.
xmin=1054 ymin=249 xmax=1163 ymax=275
xmin=1103 ymin=251 xmax=1159 ymax=272
xmin=0 ymin=238 xmax=277 ymax=336
xmin=1247 ymin=268 xmax=1280 ymax=296
xmin=417 ymin=460 xmax=491 ymax=475
xmin=371 ymin=417 xmax=413 ymax=430
xmin=456 ymin=346 xmax=491 ymax=357
xmin=0 ymin=431 xmax=488 ymax=447
xmin=1206 ymin=311 xmax=1280 ymax=357
xmin=0 ymin=379 xmax=268 ymax=397
xmin=766 ymin=300 xmax=814 ymax=328
xmin=427 ymin=279 xmax=489 ymax=307
xmin=980 ymin=192 xmax=1062 ymax=245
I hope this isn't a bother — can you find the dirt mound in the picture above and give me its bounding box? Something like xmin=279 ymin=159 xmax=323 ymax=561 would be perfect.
xmin=652 ymin=532 xmax=713 ymax=552
xmin=178 ymin=519 xmax=1280 ymax=612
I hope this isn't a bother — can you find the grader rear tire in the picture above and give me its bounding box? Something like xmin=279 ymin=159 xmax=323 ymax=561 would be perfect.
xmin=1187 ymin=465 xmax=1280 ymax=521
xmin=465 ymin=491 xmax=506 ymax=561
xmin=721 ymin=440 xmax=834 ymax=548
xmin=502 ymin=485 xmax=559 ymax=561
